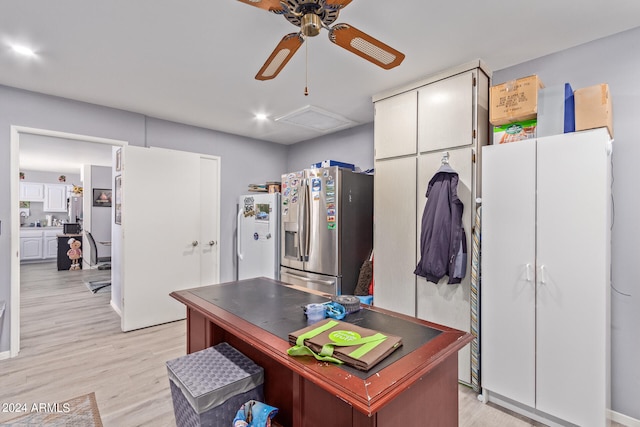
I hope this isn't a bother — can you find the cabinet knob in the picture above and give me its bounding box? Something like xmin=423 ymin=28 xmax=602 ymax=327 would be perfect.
xmin=192 ymin=241 xmax=199 ymax=247
xmin=209 ymin=240 xmax=216 ymax=246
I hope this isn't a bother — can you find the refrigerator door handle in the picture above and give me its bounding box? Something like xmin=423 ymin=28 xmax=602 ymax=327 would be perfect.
xmin=304 ymin=180 xmax=311 ymax=260
xmin=284 ymin=270 xmax=334 ymax=286
xmin=298 ymin=179 xmax=309 ymax=261
xmin=236 ymin=208 xmax=244 ymax=260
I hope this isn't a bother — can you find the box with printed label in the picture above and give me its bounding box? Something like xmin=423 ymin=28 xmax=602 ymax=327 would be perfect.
xmin=493 ymin=119 xmax=537 ymax=144
xmin=490 ymin=75 xmax=545 ymax=126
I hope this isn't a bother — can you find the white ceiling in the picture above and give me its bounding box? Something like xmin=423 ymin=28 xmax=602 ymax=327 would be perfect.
xmin=19 ymin=134 xmax=112 ymax=174
xmin=2 ymin=0 xmax=640 ymax=147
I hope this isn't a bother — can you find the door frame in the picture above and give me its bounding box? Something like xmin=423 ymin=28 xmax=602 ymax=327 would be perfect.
xmin=9 ymin=125 xmax=128 ymax=358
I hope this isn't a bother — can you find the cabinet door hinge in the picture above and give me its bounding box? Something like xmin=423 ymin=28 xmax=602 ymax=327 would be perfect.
xmin=472 ymin=151 xmax=476 ymax=163
xmin=473 ymin=76 xmax=477 ymax=87
xmin=473 ymin=129 xmax=476 ymax=139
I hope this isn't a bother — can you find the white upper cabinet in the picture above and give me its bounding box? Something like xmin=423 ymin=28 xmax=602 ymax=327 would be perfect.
xmin=19 ymin=182 xmax=45 ymax=202
xmin=374 ymin=90 xmax=418 ymax=159
xmin=43 ymin=184 xmax=68 ymax=212
xmin=418 ymin=71 xmax=474 ymax=153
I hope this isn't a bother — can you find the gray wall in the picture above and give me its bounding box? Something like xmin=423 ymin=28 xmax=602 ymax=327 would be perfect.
xmin=90 ymin=165 xmax=112 ymax=259
xmin=493 ymin=26 xmax=640 ymax=419
xmin=286 ymin=123 xmax=374 ymax=172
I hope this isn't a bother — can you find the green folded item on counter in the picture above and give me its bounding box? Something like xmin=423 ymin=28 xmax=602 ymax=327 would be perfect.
xmin=287 ymin=319 xmax=402 ymax=371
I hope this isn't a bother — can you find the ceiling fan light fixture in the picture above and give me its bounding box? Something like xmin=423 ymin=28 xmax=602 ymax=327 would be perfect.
xmin=301 ymin=13 xmax=322 ymax=37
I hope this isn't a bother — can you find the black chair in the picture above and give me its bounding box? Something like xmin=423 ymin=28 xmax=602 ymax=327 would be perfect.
xmin=84 ymin=230 xmax=111 ymax=293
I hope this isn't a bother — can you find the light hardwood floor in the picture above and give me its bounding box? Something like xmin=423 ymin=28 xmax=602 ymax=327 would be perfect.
xmin=1 ymin=262 xmax=544 ymax=426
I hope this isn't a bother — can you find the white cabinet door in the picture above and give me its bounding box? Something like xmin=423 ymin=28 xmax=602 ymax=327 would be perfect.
xmin=481 ymin=140 xmax=537 ymax=408
xmin=20 ymin=182 xmax=44 ymax=201
xmin=418 ymin=71 xmax=474 ymax=153
xmin=535 ymin=130 xmax=610 ymax=426
xmin=20 ymin=237 xmax=44 ymax=260
xmin=44 ymin=235 xmax=58 ymax=259
xmin=43 ymin=184 xmax=68 ymax=212
xmin=373 ymin=157 xmax=416 ymax=315
xmin=415 ymin=147 xmax=473 ymax=384
xmin=374 ymin=91 xmax=417 ymax=159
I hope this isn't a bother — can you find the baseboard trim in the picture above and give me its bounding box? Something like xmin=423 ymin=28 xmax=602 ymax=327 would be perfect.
xmin=110 ymin=299 xmax=122 ymax=317
xmin=0 ymin=350 xmax=11 ymax=361
xmin=610 ymin=410 xmax=640 ymax=427
xmin=482 ymin=390 xmax=570 ymax=427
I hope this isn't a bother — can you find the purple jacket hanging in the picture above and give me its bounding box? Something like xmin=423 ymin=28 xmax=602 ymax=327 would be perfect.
xmin=414 ymin=164 xmax=467 ymax=284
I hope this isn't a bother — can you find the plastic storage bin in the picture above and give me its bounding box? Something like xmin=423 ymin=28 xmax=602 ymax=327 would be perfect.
xmin=166 ymin=342 xmax=264 ymax=427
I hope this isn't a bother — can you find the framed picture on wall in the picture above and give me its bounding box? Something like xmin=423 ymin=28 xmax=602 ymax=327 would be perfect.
xmin=115 ymin=148 xmax=122 ymax=172
xmin=114 ymin=175 xmax=122 ymax=224
xmin=93 ymin=188 xmax=112 ymax=207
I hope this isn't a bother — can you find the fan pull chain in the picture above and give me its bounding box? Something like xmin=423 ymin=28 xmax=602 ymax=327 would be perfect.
xmin=304 ymin=35 xmax=309 ymax=96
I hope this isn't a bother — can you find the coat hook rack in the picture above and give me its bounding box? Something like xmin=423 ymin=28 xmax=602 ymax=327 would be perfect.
xmin=441 ymin=151 xmax=450 ymax=165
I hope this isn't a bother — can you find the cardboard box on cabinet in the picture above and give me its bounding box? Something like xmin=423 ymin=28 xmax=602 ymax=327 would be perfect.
xmin=574 ymin=84 xmax=613 ymax=138
xmin=493 ymin=119 xmax=537 ymax=144
xmin=490 ymin=75 xmax=545 ymax=126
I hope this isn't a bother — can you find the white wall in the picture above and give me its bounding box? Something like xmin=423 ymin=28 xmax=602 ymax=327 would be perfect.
xmin=493 ymin=26 xmax=640 ymax=420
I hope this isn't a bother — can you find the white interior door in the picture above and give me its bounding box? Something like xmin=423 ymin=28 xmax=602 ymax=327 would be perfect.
xmin=121 ymin=146 xmax=201 ymax=332
xmin=481 ymin=140 xmax=537 ymax=407
xmin=199 ymin=156 xmax=220 ymax=286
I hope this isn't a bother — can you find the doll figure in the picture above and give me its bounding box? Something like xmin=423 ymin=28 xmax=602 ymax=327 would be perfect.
xmin=67 ymin=238 xmax=82 ymax=270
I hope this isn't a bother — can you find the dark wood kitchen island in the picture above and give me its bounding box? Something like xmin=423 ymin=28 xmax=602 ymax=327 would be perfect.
xmin=170 ymin=277 xmax=473 ymax=427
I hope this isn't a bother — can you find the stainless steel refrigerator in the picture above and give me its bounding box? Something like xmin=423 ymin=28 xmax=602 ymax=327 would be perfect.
xmin=237 ymin=193 xmax=281 ymax=280
xmin=280 ymin=167 xmax=373 ymax=295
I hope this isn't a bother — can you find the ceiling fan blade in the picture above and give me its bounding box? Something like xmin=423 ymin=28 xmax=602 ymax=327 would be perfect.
xmin=236 ymin=0 xmax=285 ymax=13
xmin=255 ymin=33 xmax=305 ymax=80
xmin=329 ymin=23 xmax=405 ymax=70
xmin=324 ymin=0 xmax=353 ymax=10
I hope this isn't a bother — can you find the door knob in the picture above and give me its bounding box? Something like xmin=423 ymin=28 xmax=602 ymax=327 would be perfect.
xmin=209 ymin=240 xmax=216 ymax=246
xmin=192 ymin=241 xmax=199 ymax=247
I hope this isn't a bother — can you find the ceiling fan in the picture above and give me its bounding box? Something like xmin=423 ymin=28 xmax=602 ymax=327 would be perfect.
xmin=237 ymin=0 xmax=405 ymax=81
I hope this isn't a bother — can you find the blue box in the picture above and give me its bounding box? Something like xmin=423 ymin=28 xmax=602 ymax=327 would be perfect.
xmin=167 ymin=342 xmax=264 ymax=427
xmin=311 ymin=160 xmax=355 ymax=170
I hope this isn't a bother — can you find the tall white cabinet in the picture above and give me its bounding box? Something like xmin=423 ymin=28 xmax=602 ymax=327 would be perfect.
xmin=373 ymin=61 xmax=490 ymax=384
xmin=481 ymin=128 xmax=612 ymax=426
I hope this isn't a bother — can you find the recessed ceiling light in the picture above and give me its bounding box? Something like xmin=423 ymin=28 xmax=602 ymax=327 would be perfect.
xmin=255 ymin=113 xmax=268 ymax=121
xmin=11 ymin=44 xmax=36 ymax=57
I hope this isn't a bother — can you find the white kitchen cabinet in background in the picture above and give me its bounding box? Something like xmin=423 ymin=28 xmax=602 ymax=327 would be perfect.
xmin=19 ymin=182 xmax=45 ymax=202
xmin=481 ymin=128 xmax=611 ymax=426
xmin=43 ymin=184 xmax=68 ymax=212
xmin=20 ymin=232 xmax=43 ymax=260
xmin=20 ymin=228 xmax=63 ymax=261
xmin=44 ymin=230 xmax=59 ymax=259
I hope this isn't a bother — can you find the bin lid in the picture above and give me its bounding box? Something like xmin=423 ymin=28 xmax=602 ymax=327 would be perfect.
xmin=166 ymin=342 xmax=263 ymax=414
